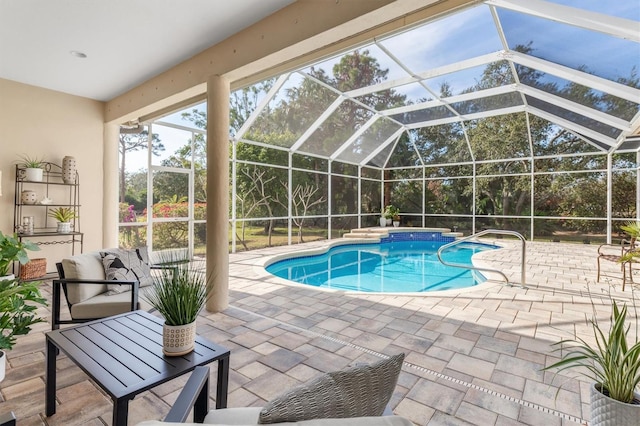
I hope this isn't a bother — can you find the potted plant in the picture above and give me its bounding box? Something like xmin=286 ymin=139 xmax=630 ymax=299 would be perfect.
xmin=48 ymin=207 xmax=77 ymax=233
xmin=393 ymin=213 xmax=401 ymax=227
xmin=142 ymin=255 xmax=211 ymax=356
xmin=383 ymin=205 xmax=399 ymax=226
xmin=0 ymin=231 xmax=40 ymax=280
xmin=544 ymin=299 xmax=640 ymax=425
xmin=18 ymin=155 xmax=45 ymax=182
xmin=0 ymin=277 xmax=47 ymax=382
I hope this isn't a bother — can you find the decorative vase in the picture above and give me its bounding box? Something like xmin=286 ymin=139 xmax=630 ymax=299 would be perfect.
xmin=386 ymin=218 xmax=392 ymax=226
xmin=162 ymin=321 xmax=197 ymax=356
xmin=590 ymin=383 xmax=639 ymax=426
xmin=0 ymin=350 xmax=5 ymax=383
xmin=62 ymin=156 xmax=77 ymax=184
xmin=379 ymin=217 xmax=386 ymax=227
xmin=56 ymin=222 xmax=72 ymax=233
xmin=21 ymin=190 xmax=37 ymax=204
xmin=24 ymin=168 xmax=43 ymax=182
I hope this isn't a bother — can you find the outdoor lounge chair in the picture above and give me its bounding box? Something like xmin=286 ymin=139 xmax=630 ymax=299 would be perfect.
xmin=137 ymin=355 xmax=411 ymax=426
xmin=52 ymin=247 xmax=167 ymax=329
xmin=596 ymin=238 xmax=638 ymax=290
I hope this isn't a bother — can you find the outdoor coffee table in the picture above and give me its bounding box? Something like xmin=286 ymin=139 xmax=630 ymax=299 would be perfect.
xmin=45 ymin=310 xmax=230 ymax=426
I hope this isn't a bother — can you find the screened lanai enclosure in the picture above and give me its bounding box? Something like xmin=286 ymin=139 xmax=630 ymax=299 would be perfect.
xmin=118 ymin=0 xmax=640 ymax=256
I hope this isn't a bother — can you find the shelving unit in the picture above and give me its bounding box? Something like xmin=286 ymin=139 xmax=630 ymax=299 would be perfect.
xmin=14 ymin=162 xmax=83 ymax=274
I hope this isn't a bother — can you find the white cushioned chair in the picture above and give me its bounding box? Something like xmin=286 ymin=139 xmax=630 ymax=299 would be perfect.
xmin=52 ymin=248 xmax=159 ymax=330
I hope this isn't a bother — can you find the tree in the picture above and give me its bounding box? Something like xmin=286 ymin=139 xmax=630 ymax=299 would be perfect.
xmin=119 ymin=130 xmax=164 ymax=203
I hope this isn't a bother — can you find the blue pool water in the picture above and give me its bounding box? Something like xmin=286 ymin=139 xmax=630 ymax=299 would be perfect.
xmin=266 ymin=240 xmax=498 ymax=293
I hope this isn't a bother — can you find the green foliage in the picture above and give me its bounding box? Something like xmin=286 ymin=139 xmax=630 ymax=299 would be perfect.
xmin=383 ymin=205 xmax=399 ymax=219
xmin=142 ymin=254 xmax=210 ymax=326
xmin=18 ymin=154 xmax=44 ymax=169
xmin=0 ymin=231 xmax=40 ymax=277
xmin=48 ymin=207 xmax=77 ymax=223
xmin=620 ymin=221 xmax=640 ymax=240
xmin=0 ymin=278 xmax=47 ymax=350
xmin=544 ymin=300 xmax=640 ymax=403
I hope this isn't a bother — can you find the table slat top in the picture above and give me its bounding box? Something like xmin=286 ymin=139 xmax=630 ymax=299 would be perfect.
xmin=46 ymin=310 xmax=229 ymax=399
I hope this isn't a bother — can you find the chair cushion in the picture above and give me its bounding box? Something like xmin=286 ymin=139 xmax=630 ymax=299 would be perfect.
xmin=257 ymin=353 xmax=405 ymax=424
xmin=70 ymin=291 xmax=152 ymax=319
xmin=61 ymin=251 xmax=109 ymax=304
xmin=101 ymin=247 xmax=153 ymax=295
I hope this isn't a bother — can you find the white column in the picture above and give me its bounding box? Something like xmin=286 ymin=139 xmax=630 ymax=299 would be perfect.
xmin=206 ymin=75 xmax=230 ymax=312
xmin=103 ymin=123 xmax=120 ymax=248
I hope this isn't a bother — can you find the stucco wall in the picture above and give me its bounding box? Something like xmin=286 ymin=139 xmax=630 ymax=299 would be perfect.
xmin=0 ymin=78 xmax=105 ymax=271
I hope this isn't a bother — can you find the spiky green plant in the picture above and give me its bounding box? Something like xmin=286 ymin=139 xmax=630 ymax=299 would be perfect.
xmin=48 ymin=207 xmax=77 ymax=223
xmin=620 ymin=221 xmax=640 ymax=240
xmin=18 ymin=154 xmax=44 ymax=169
xmin=544 ymin=300 xmax=640 ymax=403
xmin=142 ymin=253 xmax=211 ymax=326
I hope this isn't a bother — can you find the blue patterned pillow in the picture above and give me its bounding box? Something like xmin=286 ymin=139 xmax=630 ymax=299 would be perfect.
xmin=100 ymin=247 xmax=152 ymax=295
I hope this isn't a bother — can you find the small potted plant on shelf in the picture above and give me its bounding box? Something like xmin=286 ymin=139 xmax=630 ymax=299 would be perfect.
xmin=0 ymin=277 xmax=47 ymax=382
xmin=543 ymin=298 xmax=640 ymax=425
xmin=142 ymin=254 xmax=211 ymax=356
xmin=0 ymin=231 xmax=40 ymax=280
xmin=18 ymin=154 xmax=45 ymax=182
xmin=48 ymin=207 xmax=77 ymax=233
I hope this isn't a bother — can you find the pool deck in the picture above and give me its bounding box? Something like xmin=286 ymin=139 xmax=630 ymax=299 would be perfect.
xmin=1 ymin=237 xmax=638 ymax=425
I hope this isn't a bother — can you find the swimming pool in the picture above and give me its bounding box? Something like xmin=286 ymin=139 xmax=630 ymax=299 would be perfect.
xmin=266 ymin=239 xmax=498 ymax=293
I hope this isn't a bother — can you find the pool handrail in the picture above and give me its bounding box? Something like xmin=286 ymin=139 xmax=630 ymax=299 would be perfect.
xmin=436 ymin=229 xmax=526 ymax=288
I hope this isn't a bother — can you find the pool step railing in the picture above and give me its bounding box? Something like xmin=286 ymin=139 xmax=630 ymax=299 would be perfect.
xmin=436 ymin=229 xmax=526 ymax=288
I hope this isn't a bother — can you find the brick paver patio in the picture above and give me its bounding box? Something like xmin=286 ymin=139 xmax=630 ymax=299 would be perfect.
xmin=0 ymin=238 xmax=638 ymax=425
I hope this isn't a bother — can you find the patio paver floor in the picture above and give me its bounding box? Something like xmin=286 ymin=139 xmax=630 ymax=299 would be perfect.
xmin=1 ymin=239 xmax=638 ymax=425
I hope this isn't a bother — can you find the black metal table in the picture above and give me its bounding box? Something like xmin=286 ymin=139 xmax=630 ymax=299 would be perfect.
xmin=45 ymin=310 xmax=230 ymax=426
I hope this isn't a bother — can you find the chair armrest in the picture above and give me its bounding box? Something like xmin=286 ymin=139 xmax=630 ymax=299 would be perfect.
xmin=598 ymin=244 xmax=621 ymax=256
xmin=165 ymin=366 xmax=210 ymax=423
xmin=53 ymin=278 xmax=139 ymax=285
xmin=0 ymin=411 xmax=16 ymax=426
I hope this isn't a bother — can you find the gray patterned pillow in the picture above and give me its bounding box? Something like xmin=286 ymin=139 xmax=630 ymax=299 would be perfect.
xmin=101 ymin=247 xmax=152 ymax=295
xmin=258 ymin=353 xmax=405 ymax=424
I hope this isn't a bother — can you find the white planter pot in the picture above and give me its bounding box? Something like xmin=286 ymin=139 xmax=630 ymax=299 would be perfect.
xmin=0 ymin=350 xmax=6 ymax=382
xmin=379 ymin=217 xmax=386 ymax=227
xmin=57 ymin=222 xmax=72 ymax=233
xmin=393 ymin=221 xmax=400 ymax=227
xmin=163 ymin=321 xmax=197 ymax=356
xmin=590 ymin=383 xmax=640 ymax=426
xmin=25 ymin=168 xmax=43 ymax=182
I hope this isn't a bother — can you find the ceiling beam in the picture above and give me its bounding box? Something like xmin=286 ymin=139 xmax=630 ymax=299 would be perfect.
xmin=486 ymin=0 xmax=639 ymax=42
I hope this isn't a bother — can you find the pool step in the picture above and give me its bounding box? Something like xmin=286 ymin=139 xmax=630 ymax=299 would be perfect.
xmin=342 ymin=228 xmax=389 ymax=239
xmin=342 ymin=227 xmax=464 ymax=240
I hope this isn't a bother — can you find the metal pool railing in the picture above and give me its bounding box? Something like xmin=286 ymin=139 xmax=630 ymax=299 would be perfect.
xmin=436 ymin=229 xmax=526 ymax=288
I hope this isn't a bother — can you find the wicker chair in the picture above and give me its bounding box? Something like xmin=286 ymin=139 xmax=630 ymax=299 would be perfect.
xmin=597 ymin=238 xmax=638 ymax=290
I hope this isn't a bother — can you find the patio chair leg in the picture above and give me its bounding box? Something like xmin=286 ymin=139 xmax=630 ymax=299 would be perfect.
xmin=597 ymin=258 xmax=601 ymax=282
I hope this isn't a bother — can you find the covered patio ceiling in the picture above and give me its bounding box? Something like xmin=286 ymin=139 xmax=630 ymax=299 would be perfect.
xmin=223 ymin=0 xmax=640 ymax=168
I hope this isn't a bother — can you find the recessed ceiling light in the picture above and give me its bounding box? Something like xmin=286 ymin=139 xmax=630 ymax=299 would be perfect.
xmin=70 ymin=51 xmax=87 ymax=59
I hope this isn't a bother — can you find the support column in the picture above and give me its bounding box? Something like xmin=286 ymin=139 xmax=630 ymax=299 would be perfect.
xmin=103 ymin=123 xmax=120 ymax=248
xmin=206 ymin=75 xmax=230 ymax=312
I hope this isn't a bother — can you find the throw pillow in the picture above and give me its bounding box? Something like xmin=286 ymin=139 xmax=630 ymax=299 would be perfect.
xmin=101 ymin=247 xmax=153 ymax=295
xmin=258 ymin=353 xmax=405 ymax=424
